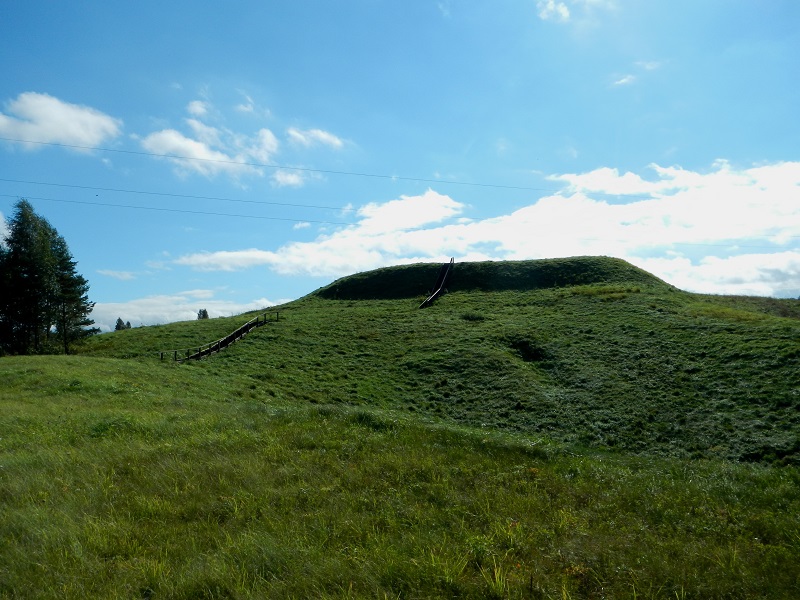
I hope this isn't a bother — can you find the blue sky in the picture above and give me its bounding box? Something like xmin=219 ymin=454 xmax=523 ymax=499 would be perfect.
xmin=1 ymin=0 xmax=799 ymax=330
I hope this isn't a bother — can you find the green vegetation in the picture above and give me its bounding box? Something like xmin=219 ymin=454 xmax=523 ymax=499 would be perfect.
xmin=2 ymin=257 xmax=799 ymax=598
xmin=0 ymin=199 xmax=97 ymax=355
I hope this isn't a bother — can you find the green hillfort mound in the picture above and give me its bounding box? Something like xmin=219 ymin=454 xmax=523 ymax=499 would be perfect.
xmin=2 ymin=255 xmax=800 ymax=598
xmin=314 ymin=255 xmax=671 ymax=300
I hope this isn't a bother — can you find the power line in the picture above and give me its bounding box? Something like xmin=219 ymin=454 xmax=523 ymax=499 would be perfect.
xmin=0 ymin=178 xmax=356 ymax=212
xmin=0 ymin=194 xmax=353 ymax=225
xmin=0 ymin=136 xmax=558 ymax=192
xmin=2 ymin=194 xmax=796 ymax=249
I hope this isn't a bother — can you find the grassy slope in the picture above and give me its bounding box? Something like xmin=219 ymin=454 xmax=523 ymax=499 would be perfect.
xmin=89 ymin=257 xmax=799 ymax=464
xmin=2 ymin=257 xmax=800 ymax=598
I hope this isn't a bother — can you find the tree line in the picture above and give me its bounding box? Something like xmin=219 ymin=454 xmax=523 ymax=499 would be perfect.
xmin=0 ymin=199 xmax=97 ymax=355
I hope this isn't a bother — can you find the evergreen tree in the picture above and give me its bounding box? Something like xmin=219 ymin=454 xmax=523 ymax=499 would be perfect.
xmin=126 ymin=321 xmax=132 ymax=329
xmin=0 ymin=199 xmax=97 ymax=354
xmin=198 ymin=308 xmax=209 ymax=320
xmin=115 ymin=317 xmax=126 ymax=331
xmin=51 ymin=231 xmax=98 ymax=353
xmin=1 ymin=200 xmax=51 ymax=352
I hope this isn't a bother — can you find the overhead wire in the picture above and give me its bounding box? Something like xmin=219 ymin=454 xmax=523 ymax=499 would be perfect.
xmin=1 ymin=137 xmax=797 ymax=247
xmin=0 ymin=194 xmax=353 ymax=225
xmin=1 ymin=194 xmax=795 ymax=250
xmin=0 ymin=136 xmax=559 ymax=192
xmin=0 ymin=178 xmax=357 ymax=212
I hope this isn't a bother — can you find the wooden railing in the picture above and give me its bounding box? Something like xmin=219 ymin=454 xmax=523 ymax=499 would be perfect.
xmin=420 ymin=258 xmax=454 ymax=308
xmin=159 ymin=311 xmax=278 ymax=361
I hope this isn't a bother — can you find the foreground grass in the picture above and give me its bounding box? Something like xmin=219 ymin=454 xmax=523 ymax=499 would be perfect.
xmin=2 ymin=356 xmax=799 ymax=599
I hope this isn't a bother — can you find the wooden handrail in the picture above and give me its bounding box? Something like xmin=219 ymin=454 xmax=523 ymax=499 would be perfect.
xmin=420 ymin=258 xmax=454 ymax=308
xmin=158 ymin=311 xmax=279 ymax=361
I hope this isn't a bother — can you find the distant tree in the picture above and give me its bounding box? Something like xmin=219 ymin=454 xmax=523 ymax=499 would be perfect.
xmin=198 ymin=308 xmax=209 ymax=320
xmin=115 ymin=318 xmax=127 ymax=331
xmin=126 ymin=321 xmax=132 ymax=329
xmin=0 ymin=199 xmax=97 ymax=354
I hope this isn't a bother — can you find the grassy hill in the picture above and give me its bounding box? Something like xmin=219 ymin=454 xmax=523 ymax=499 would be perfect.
xmin=2 ymin=257 xmax=799 ymax=598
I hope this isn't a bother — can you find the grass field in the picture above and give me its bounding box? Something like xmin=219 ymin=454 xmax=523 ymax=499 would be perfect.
xmin=2 ymin=257 xmax=799 ymax=598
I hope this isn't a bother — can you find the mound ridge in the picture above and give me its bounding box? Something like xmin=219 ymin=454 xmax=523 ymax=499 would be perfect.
xmin=314 ymin=255 xmax=670 ymax=300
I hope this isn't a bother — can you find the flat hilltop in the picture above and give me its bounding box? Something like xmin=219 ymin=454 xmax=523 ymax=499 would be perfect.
xmin=314 ymin=255 xmax=671 ymax=299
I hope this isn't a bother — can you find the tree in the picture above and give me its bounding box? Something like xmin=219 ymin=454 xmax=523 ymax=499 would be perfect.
xmin=198 ymin=308 xmax=209 ymax=320
xmin=0 ymin=199 xmax=53 ymax=352
xmin=115 ymin=317 xmax=127 ymax=331
xmin=50 ymin=231 xmax=98 ymax=353
xmin=0 ymin=199 xmax=97 ymax=354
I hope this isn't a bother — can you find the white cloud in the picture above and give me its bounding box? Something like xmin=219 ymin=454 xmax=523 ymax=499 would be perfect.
xmin=287 ymin=127 xmax=344 ymax=149
xmin=141 ymin=128 xmax=260 ymax=178
xmin=141 ymin=97 xmax=342 ymax=183
xmin=141 ymin=102 xmax=279 ymax=178
xmin=356 ymin=189 xmax=464 ymax=233
xmin=187 ymin=100 xmax=209 ymax=117
xmin=272 ymin=169 xmax=305 ymax=187
xmin=186 ymin=118 xmax=223 ymax=147
xmin=550 ymin=165 xmax=681 ymax=195
xmin=0 ymin=92 xmax=121 ymax=149
xmin=537 ymin=0 xmax=570 ymax=21
xmin=175 ymin=249 xmax=276 ymax=272
xmin=97 ymin=269 xmax=136 ymax=281
xmin=174 ymin=190 xmax=465 ymax=275
xmin=636 ymin=252 xmax=800 ymax=297
xmin=536 ymin=0 xmax=617 ymax=23
xmin=613 ymin=75 xmax=636 ymax=86
xmin=171 ymin=161 xmax=800 ymax=297
xmin=243 ymin=129 xmax=280 ymax=162
xmin=234 ymin=92 xmax=270 ymax=118
xmin=91 ymin=290 xmax=279 ymax=332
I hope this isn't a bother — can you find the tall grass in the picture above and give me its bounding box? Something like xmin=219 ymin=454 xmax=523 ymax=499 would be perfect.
xmin=1 ymin=356 xmax=799 ymax=598
xmin=5 ymin=258 xmax=798 ymax=597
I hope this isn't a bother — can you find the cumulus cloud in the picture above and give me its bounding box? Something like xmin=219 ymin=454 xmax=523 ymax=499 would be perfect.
xmin=356 ymin=190 xmax=464 ymax=233
xmin=0 ymin=92 xmax=121 ymax=149
xmin=174 ymin=190 xmax=465 ymax=275
xmin=140 ymin=97 xmax=341 ymax=184
xmin=271 ymin=169 xmax=305 ymax=188
xmin=171 ymin=161 xmax=800 ymax=297
xmin=141 ymin=102 xmax=279 ymax=179
xmin=97 ymin=269 xmax=136 ymax=281
xmin=536 ymin=0 xmax=617 ymax=23
xmin=537 ymin=0 xmax=570 ymax=21
xmin=636 ymin=252 xmax=800 ymax=297
xmin=91 ymin=289 xmax=280 ymax=332
xmin=187 ymin=100 xmax=209 ymax=117
xmin=287 ymin=127 xmax=344 ymax=149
